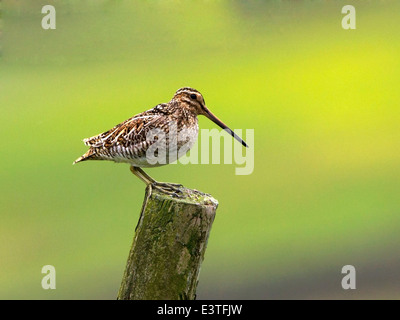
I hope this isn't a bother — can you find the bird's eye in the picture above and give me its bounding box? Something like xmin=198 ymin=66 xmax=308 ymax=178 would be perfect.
xmin=190 ymin=94 xmax=197 ymax=100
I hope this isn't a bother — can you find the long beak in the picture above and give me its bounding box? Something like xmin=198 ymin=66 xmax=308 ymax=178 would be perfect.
xmin=202 ymin=106 xmax=249 ymax=148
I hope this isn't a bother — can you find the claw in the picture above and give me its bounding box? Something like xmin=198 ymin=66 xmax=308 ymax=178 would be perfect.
xmin=151 ymin=182 xmax=184 ymax=198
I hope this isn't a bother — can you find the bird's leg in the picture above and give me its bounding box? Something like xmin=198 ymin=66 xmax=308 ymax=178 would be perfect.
xmin=130 ymin=166 xmax=183 ymax=197
xmin=130 ymin=165 xmax=155 ymax=185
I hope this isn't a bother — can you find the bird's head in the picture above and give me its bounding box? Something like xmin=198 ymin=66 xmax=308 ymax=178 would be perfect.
xmin=173 ymin=87 xmax=248 ymax=148
xmin=173 ymin=87 xmax=206 ymax=115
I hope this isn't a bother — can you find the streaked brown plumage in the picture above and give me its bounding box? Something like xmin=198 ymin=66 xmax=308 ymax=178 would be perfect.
xmin=74 ymin=87 xmax=248 ymax=195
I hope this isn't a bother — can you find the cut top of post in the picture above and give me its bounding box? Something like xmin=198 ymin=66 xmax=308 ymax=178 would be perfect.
xmin=150 ymin=186 xmax=219 ymax=208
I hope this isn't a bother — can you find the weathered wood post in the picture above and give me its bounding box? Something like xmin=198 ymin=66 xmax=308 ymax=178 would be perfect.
xmin=117 ymin=185 xmax=218 ymax=300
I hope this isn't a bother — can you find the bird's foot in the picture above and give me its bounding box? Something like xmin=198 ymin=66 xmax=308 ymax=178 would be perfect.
xmin=151 ymin=182 xmax=184 ymax=198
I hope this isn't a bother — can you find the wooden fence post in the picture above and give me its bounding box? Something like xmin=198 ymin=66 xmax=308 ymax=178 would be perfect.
xmin=117 ymin=185 xmax=218 ymax=300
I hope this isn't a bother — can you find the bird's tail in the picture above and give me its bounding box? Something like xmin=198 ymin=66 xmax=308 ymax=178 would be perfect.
xmin=73 ymin=149 xmax=96 ymax=165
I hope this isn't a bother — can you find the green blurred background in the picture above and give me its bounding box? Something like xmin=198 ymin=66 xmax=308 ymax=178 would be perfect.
xmin=1 ymin=0 xmax=399 ymax=299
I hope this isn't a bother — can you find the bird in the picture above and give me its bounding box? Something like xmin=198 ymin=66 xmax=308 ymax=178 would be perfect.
xmin=73 ymin=87 xmax=248 ymax=196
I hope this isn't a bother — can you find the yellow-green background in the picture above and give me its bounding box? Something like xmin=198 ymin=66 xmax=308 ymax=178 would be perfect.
xmin=1 ymin=0 xmax=399 ymax=299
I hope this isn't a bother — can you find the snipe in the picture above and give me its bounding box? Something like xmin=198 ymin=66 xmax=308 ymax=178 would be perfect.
xmin=74 ymin=87 xmax=248 ymax=196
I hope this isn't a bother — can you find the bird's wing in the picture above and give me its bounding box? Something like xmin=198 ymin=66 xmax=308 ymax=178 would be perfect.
xmin=83 ymin=106 xmax=167 ymax=149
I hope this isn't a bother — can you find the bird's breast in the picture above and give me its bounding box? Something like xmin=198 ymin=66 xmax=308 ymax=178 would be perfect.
xmin=177 ymin=123 xmax=199 ymax=151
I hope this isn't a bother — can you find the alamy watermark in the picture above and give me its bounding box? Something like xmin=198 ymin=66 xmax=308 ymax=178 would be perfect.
xmin=144 ymin=121 xmax=254 ymax=175
xmin=341 ymin=265 xmax=356 ymax=290
xmin=41 ymin=265 xmax=56 ymax=289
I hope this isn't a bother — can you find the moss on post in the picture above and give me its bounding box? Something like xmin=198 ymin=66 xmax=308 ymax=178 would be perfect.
xmin=117 ymin=185 xmax=218 ymax=300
